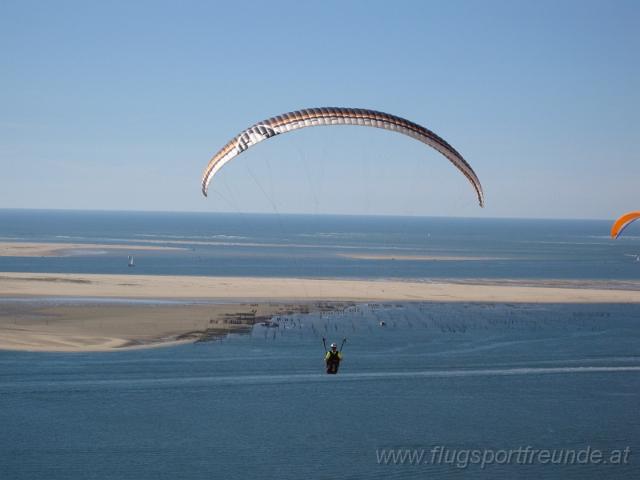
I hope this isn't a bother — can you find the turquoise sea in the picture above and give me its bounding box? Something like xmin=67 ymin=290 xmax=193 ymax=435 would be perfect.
xmin=0 ymin=210 xmax=639 ymax=479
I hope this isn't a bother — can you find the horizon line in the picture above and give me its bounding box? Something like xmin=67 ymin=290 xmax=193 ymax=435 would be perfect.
xmin=0 ymin=207 xmax=615 ymax=222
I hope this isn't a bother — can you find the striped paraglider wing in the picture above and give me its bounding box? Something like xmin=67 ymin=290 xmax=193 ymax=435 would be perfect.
xmin=201 ymin=107 xmax=484 ymax=207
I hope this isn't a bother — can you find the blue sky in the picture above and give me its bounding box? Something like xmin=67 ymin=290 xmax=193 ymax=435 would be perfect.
xmin=1 ymin=0 xmax=638 ymax=218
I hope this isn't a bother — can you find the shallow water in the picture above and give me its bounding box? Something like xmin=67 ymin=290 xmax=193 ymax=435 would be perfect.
xmin=1 ymin=303 xmax=638 ymax=479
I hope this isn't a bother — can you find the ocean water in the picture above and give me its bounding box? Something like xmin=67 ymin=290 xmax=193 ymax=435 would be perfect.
xmin=1 ymin=303 xmax=639 ymax=479
xmin=0 ymin=209 xmax=639 ymax=280
xmin=1 ymin=210 xmax=639 ymax=479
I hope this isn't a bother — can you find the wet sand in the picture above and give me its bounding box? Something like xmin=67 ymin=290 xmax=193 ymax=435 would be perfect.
xmin=0 ymin=301 xmax=342 ymax=352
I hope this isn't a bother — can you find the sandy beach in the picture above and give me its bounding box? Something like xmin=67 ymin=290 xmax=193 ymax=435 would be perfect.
xmin=1 ymin=272 xmax=639 ymax=352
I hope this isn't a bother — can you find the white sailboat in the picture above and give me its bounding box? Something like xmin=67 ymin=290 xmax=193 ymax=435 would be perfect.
xmin=128 ymin=255 xmax=135 ymax=267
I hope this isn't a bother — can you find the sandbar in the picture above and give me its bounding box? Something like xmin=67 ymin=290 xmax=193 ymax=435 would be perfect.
xmin=0 ymin=242 xmax=185 ymax=257
xmin=337 ymin=253 xmax=506 ymax=261
xmin=2 ymin=272 xmax=640 ymax=303
xmin=1 ymin=272 xmax=639 ymax=352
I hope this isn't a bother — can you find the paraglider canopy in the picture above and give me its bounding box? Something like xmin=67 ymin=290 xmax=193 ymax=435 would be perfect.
xmin=201 ymin=107 xmax=484 ymax=207
xmin=611 ymin=211 xmax=640 ymax=239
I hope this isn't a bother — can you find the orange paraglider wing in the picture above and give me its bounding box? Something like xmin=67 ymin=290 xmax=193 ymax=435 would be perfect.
xmin=611 ymin=211 xmax=640 ymax=239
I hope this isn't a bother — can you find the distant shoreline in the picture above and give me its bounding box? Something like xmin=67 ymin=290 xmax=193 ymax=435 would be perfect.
xmin=336 ymin=253 xmax=507 ymax=261
xmin=0 ymin=241 xmax=185 ymax=257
